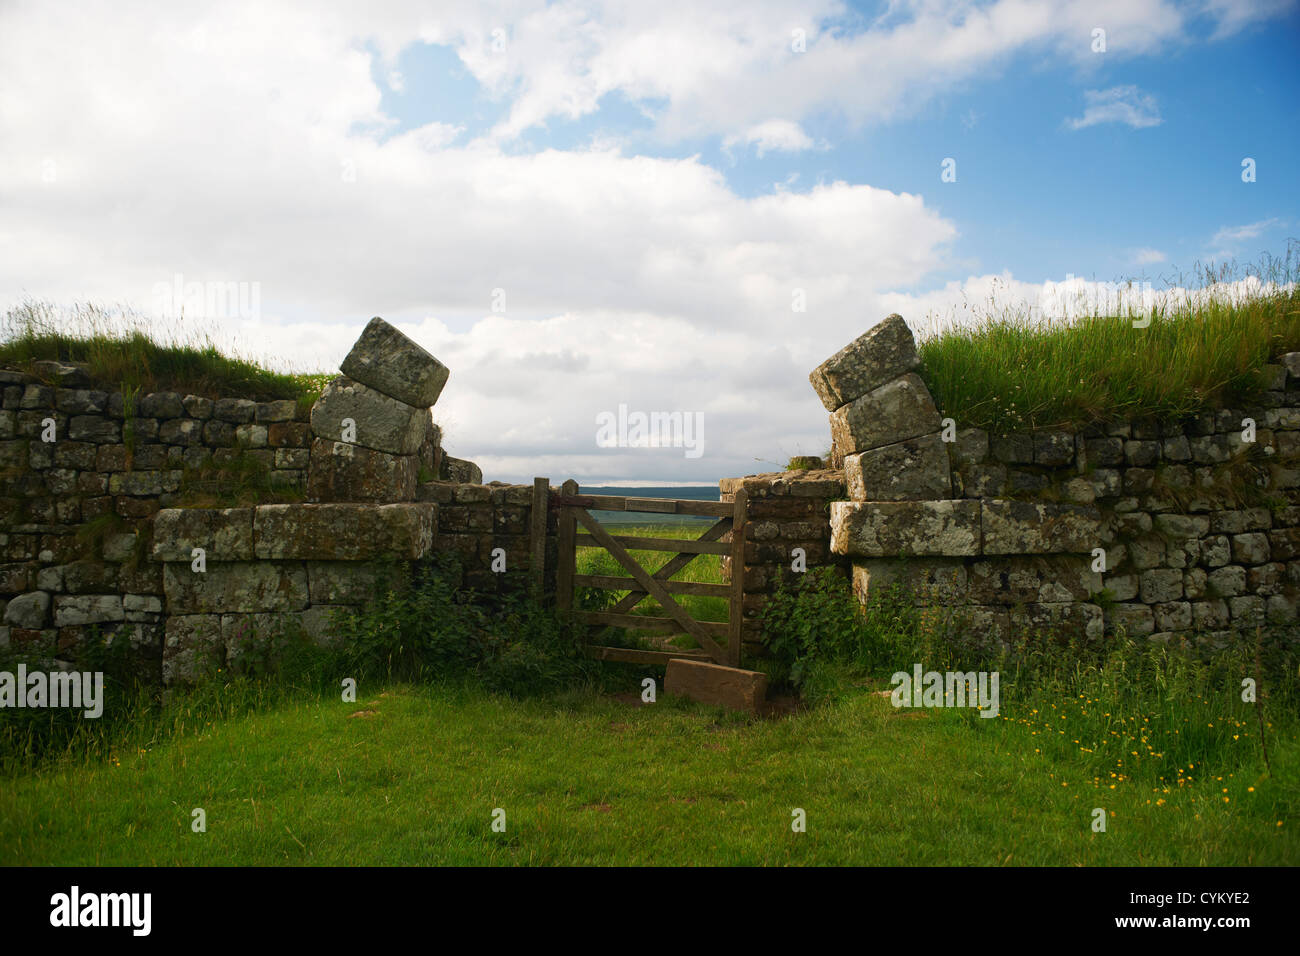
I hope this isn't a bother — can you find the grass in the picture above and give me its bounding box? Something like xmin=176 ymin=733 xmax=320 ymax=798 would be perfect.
xmin=1 ymin=680 xmax=1294 ymax=865
xmin=0 ymin=299 xmax=330 ymax=406
xmin=916 ymin=249 xmax=1300 ymax=434
xmin=575 ymin=522 xmax=728 ymax=652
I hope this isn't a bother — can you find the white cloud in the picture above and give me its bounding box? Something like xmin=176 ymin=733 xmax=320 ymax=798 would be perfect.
xmin=1133 ymin=247 xmax=1167 ymax=265
xmin=1066 ymin=85 xmax=1162 ymax=129
xmin=1211 ymin=218 xmax=1281 ymax=246
xmin=725 ymin=119 xmax=816 ymax=157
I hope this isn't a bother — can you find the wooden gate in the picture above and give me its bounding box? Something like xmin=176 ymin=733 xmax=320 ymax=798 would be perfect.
xmin=552 ymin=479 xmax=748 ymax=667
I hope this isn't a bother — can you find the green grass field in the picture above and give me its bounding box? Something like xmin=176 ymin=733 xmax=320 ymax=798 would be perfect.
xmin=1 ymin=681 xmax=1293 ymax=866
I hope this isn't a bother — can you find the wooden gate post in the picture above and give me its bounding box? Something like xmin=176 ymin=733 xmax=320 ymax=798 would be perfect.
xmin=530 ymin=476 xmax=549 ymax=597
xmin=727 ymin=488 xmax=747 ymax=667
xmin=555 ymin=478 xmax=578 ymax=612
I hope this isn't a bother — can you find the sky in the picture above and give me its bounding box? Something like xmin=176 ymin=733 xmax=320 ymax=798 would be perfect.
xmin=1 ymin=0 xmax=1297 ymax=485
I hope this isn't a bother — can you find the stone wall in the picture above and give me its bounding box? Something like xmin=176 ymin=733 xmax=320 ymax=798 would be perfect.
xmin=808 ymin=314 xmax=1300 ymax=650
xmin=0 ymin=319 xmax=539 ymax=685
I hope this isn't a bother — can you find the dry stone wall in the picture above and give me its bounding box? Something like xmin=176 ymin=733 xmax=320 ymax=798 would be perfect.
xmin=804 ymin=314 xmax=1300 ymax=650
xmin=0 ymin=318 xmax=536 ymax=685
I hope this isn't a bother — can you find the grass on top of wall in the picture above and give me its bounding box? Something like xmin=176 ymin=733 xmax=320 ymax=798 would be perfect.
xmin=0 ymin=299 xmax=330 ymax=405
xmin=916 ymin=249 xmax=1300 ymax=435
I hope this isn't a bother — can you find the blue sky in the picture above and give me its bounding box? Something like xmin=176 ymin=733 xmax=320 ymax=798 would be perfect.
xmin=2 ymin=0 xmax=1298 ymax=483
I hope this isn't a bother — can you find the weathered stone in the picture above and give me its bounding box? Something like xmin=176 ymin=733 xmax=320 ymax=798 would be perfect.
xmin=843 ymin=433 xmax=951 ymax=501
xmin=951 ymin=428 xmax=988 ymax=464
xmin=1103 ymin=572 xmax=1139 ymax=602
xmin=306 ymin=438 xmax=418 ymax=502
xmin=1231 ymin=532 xmax=1270 ymax=565
xmin=1208 ymin=508 xmax=1270 ymax=533
xmin=138 ymin=392 xmax=184 ymax=419
xmin=1153 ymin=514 xmax=1209 ymax=538
xmin=1033 ymin=430 xmax=1075 ymax=467
xmin=68 ymin=416 xmax=120 ymax=443
xmin=54 ymin=388 xmax=107 ymax=414
xmin=275 ymin=447 xmax=310 ymax=470
xmin=990 ymin=433 xmax=1034 ymax=464
xmin=960 ymin=462 xmax=1006 ymax=497
xmin=182 ymin=394 xmax=213 ymax=419
xmin=1184 ymin=567 xmax=1209 ymax=599
xmin=159 ymin=418 xmax=203 ymax=445
xmin=852 ymin=558 xmax=967 ymax=605
xmin=53 ymin=594 xmax=124 ymax=627
xmin=306 ymin=561 xmax=411 ymax=605
xmin=981 ymin=501 xmax=1100 ymax=554
xmin=809 ymin=314 xmax=920 ymax=412
xmin=1106 ymin=603 xmax=1154 ymax=636
xmin=163 ymin=614 xmax=224 ymax=685
xmin=102 ymin=532 xmax=137 ymax=563
xmin=1207 ymin=565 xmax=1247 ymax=598
xmin=310 ymin=376 xmax=427 ymax=455
xmin=441 ymin=455 xmax=483 ymax=484
xmin=152 ymin=508 xmax=254 ymax=561
xmin=340 ymin=316 xmax=450 ymax=409
xmin=163 ymin=561 xmax=309 ymax=614
xmin=2 ymin=591 xmax=49 ymax=628
xmin=1192 ymin=599 xmax=1230 ymax=630
xmin=831 ymin=500 xmax=980 ymax=557
xmin=255 ymin=400 xmax=299 ymax=423
xmin=828 ymin=373 xmax=941 ymax=456
xmin=1140 ymin=568 xmax=1183 ymax=603
xmin=1010 ymin=602 xmax=1104 ymax=640
xmin=1153 ymin=601 xmax=1193 ymax=631
xmin=253 ymin=503 xmax=436 ymax=560
xmin=213 ymin=398 xmax=256 ymax=423
xmin=1229 ymin=595 xmax=1265 ymax=627
xmin=108 ymin=470 xmax=182 ymax=496
xmin=968 ymin=556 xmax=1101 ymax=605
xmin=664 ymin=659 xmax=768 ymax=713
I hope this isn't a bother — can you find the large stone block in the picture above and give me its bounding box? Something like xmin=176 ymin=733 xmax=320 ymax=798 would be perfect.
xmin=844 ymin=432 xmax=952 ymax=501
xmin=851 ymin=558 xmax=967 ymax=605
xmin=253 ymin=503 xmax=436 ymax=560
xmin=340 ymin=316 xmax=450 ymax=408
xmin=163 ymin=561 xmax=309 ymax=613
xmin=163 ymin=614 xmax=224 ymax=685
xmin=152 ymin=508 xmax=254 ymax=561
xmin=831 ymin=500 xmax=980 ymax=557
xmin=440 ymin=455 xmax=482 ymax=484
xmin=53 ymin=594 xmax=124 ymax=627
xmin=981 ymin=501 xmax=1100 ymax=554
xmin=305 ymin=438 xmax=418 ymax=502
xmin=663 ymin=659 xmax=768 ymax=713
xmin=310 ymin=376 xmax=427 ymax=455
xmin=968 ymin=556 xmax=1101 ymax=605
xmin=809 ymin=314 xmax=920 ymax=412
xmin=307 ymin=561 xmax=411 ymax=604
xmin=828 ymin=373 xmax=941 ymax=457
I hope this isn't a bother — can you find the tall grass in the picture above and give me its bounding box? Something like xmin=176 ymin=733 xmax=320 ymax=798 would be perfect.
xmin=759 ymin=567 xmax=1298 ymax=794
xmin=918 ymin=248 xmax=1300 ymax=433
xmin=0 ymin=299 xmax=329 ymax=404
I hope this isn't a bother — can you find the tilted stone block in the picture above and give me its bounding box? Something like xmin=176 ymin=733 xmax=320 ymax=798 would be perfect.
xmin=831 ymin=500 xmax=980 ymax=557
xmin=340 ymin=316 xmax=450 ymax=408
xmin=828 ymin=373 xmax=941 ymax=457
xmin=809 ymin=314 xmax=920 ymax=412
xmin=441 ymin=455 xmax=482 ymax=484
xmin=844 ymin=432 xmax=951 ymax=501
xmin=310 ymin=376 xmax=427 ymax=455
xmin=152 ymin=508 xmax=254 ymax=561
xmin=981 ymin=500 xmax=1100 ymax=554
xmin=253 ymin=503 xmax=436 ymax=560
xmin=305 ymin=438 xmax=418 ymax=503
xmin=163 ymin=561 xmax=309 ymax=614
